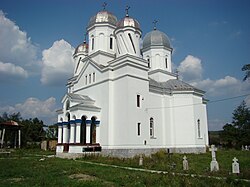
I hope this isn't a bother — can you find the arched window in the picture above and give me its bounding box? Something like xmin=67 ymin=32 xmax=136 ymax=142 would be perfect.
xmin=89 ymin=74 xmax=91 ymax=84
xmin=93 ymin=72 xmax=95 ymax=82
xmin=165 ymin=58 xmax=168 ymax=68
xmin=66 ymin=100 xmax=70 ymax=110
xmin=110 ymin=37 xmax=113 ymax=49
xmin=197 ymin=119 xmax=201 ymax=138
xmin=150 ymin=117 xmax=154 ymax=137
xmin=147 ymin=56 xmax=150 ymax=68
xmin=91 ymin=36 xmax=94 ymax=50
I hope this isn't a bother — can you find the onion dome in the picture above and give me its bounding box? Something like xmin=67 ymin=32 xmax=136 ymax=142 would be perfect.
xmin=88 ymin=10 xmax=118 ymax=28
xmin=116 ymin=16 xmax=140 ymax=29
xmin=74 ymin=41 xmax=88 ymax=55
xmin=143 ymin=29 xmax=171 ymax=49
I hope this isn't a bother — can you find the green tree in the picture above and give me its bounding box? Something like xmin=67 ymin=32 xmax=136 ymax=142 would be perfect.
xmin=220 ymin=101 xmax=250 ymax=148
xmin=0 ymin=113 xmax=46 ymax=148
xmin=242 ymin=64 xmax=250 ymax=81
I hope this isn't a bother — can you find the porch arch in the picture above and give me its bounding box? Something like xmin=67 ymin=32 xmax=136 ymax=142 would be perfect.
xmin=81 ymin=115 xmax=87 ymax=144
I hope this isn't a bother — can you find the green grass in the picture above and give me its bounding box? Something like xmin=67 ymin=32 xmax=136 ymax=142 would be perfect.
xmin=0 ymin=149 xmax=249 ymax=186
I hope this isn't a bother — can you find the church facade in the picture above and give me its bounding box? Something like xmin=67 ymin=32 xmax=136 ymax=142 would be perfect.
xmin=56 ymin=8 xmax=209 ymax=158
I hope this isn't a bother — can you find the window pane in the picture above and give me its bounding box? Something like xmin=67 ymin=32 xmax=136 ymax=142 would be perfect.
xmin=137 ymin=95 xmax=140 ymax=107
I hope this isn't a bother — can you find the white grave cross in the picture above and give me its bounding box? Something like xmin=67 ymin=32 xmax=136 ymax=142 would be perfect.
xmin=232 ymin=157 xmax=240 ymax=174
xmin=209 ymin=144 xmax=217 ymax=161
xmin=209 ymin=145 xmax=219 ymax=171
xmin=183 ymin=155 xmax=189 ymax=170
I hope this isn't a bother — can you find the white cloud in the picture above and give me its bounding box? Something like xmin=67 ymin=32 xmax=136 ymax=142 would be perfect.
xmin=0 ymin=10 xmax=39 ymax=80
xmin=41 ymin=39 xmax=75 ymax=86
xmin=177 ymin=55 xmax=250 ymax=98
xmin=191 ymin=76 xmax=250 ymax=97
xmin=0 ymin=97 xmax=57 ymax=125
xmin=0 ymin=61 xmax=28 ymax=81
xmin=178 ymin=55 xmax=202 ymax=82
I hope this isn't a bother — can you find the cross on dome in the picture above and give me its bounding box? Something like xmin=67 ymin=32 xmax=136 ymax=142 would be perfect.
xmin=125 ymin=5 xmax=130 ymax=17
xmin=102 ymin=2 xmax=107 ymax=10
xmin=153 ymin=20 xmax=158 ymax=30
xmin=83 ymin=32 xmax=87 ymax=43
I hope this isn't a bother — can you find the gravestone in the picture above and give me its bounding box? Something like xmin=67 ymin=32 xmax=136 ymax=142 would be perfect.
xmin=245 ymin=145 xmax=249 ymax=151
xmin=183 ymin=155 xmax=189 ymax=170
xmin=242 ymin=145 xmax=244 ymax=151
xmin=209 ymin=145 xmax=219 ymax=171
xmin=139 ymin=155 xmax=143 ymax=166
xmin=232 ymin=157 xmax=240 ymax=174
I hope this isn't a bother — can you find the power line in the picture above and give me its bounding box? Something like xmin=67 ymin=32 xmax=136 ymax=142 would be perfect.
xmin=145 ymin=93 xmax=250 ymax=110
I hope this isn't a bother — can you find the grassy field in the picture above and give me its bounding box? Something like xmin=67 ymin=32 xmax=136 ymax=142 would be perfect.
xmin=0 ymin=149 xmax=249 ymax=186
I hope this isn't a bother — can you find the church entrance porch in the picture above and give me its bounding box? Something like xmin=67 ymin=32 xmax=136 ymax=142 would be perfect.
xmin=56 ymin=115 xmax=101 ymax=155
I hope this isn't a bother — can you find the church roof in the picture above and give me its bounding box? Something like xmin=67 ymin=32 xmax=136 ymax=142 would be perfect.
xmin=67 ymin=93 xmax=94 ymax=102
xmin=143 ymin=29 xmax=171 ymax=49
xmin=149 ymin=78 xmax=204 ymax=94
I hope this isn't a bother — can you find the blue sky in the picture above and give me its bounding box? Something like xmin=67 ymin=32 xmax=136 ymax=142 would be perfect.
xmin=0 ymin=0 xmax=249 ymax=130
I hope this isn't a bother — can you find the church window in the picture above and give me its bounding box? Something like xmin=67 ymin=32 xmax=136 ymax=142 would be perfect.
xmin=150 ymin=117 xmax=154 ymax=137
xmin=66 ymin=100 xmax=70 ymax=110
xmin=89 ymin=74 xmax=91 ymax=84
xmin=93 ymin=72 xmax=95 ymax=82
xmin=137 ymin=95 xmax=140 ymax=107
xmin=147 ymin=58 xmax=150 ymax=68
xmin=92 ymin=38 xmax=94 ymax=50
xmin=85 ymin=75 xmax=88 ymax=85
xmin=128 ymin=33 xmax=136 ymax=54
xmin=165 ymin=58 xmax=168 ymax=68
xmin=137 ymin=123 xmax=141 ymax=136
xmin=197 ymin=119 xmax=201 ymax=138
xmin=110 ymin=37 xmax=113 ymax=49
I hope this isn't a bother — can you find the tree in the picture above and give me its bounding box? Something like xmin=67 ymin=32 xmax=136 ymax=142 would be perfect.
xmin=0 ymin=113 xmax=46 ymax=148
xmin=220 ymin=101 xmax=250 ymax=148
xmin=242 ymin=64 xmax=250 ymax=81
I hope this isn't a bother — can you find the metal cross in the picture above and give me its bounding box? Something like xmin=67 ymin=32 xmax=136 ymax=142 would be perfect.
xmin=102 ymin=2 xmax=107 ymax=10
xmin=125 ymin=5 xmax=130 ymax=17
xmin=153 ymin=20 xmax=158 ymax=30
xmin=84 ymin=33 xmax=87 ymax=42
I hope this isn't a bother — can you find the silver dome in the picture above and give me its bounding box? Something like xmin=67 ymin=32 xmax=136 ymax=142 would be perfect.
xmin=143 ymin=30 xmax=171 ymax=49
xmin=74 ymin=42 xmax=88 ymax=54
xmin=117 ymin=16 xmax=140 ymax=29
xmin=88 ymin=11 xmax=117 ymax=28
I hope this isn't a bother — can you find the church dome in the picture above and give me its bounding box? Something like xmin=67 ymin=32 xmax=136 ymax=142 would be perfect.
xmin=88 ymin=10 xmax=118 ymax=28
xmin=74 ymin=41 xmax=88 ymax=54
xmin=143 ymin=29 xmax=171 ymax=49
xmin=117 ymin=16 xmax=140 ymax=29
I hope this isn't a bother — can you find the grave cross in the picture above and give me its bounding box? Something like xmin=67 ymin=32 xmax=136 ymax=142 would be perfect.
xmin=232 ymin=157 xmax=240 ymax=174
xmin=209 ymin=144 xmax=217 ymax=161
xmin=183 ymin=155 xmax=189 ymax=170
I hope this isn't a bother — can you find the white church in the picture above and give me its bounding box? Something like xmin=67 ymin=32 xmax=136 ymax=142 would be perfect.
xmin=56 ymin=7 xmax=209 ymax=158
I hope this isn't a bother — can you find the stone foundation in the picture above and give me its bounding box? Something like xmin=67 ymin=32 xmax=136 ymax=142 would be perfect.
xmin=56 ymin=147 xmax=206 ymax=159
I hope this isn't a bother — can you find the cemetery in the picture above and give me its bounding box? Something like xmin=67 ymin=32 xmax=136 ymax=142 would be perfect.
xmin=0 ymin=147 xmax=249 ymax=186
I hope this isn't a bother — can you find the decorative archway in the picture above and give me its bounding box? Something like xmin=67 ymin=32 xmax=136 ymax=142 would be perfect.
xmin=81 ymin=116 xmax=87 ymax=144
xmin=90 ymin=116 xmax=97 ymax=144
